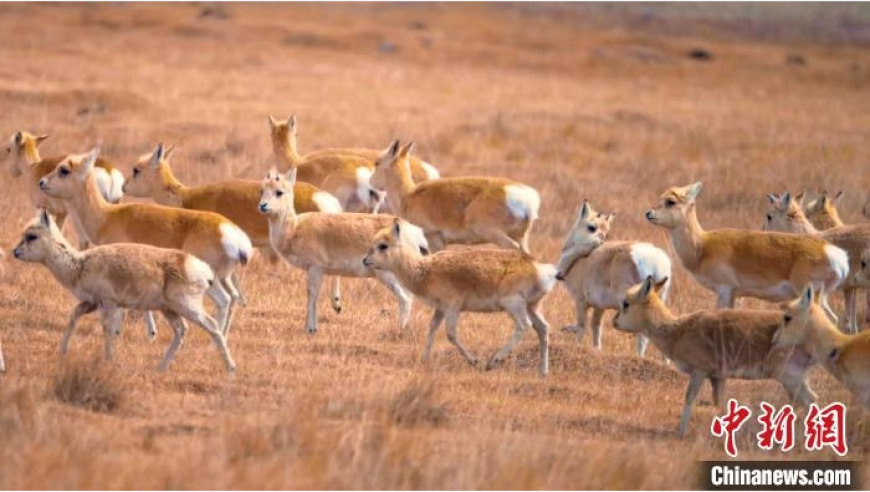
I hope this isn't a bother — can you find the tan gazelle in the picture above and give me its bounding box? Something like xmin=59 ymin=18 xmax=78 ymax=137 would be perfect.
xmin=38 ymin=147 xmax=252 ymax=337
xmin=646 ymin=182 xmax=848 ymax=321
xmin=4 ymin=131 xmax=124 ymax=245
xmin=12 ymin=210 xmax=235 ymax=373
xmin=765 ymin=192 xmax=870 ymax=333
xmin=557 ymin=201 xmax=671 ymax=356
xmin=774 ymin=285 xmax=870 ymax=408
xmin=797 ymin=191 xmax=846 ymax=230
xmin=268 ymin=115 xmax=395 ymax=212
xmin=122 ymin=143 xmax=348 ymax=314
xmin=363 ymin=219 xmax=565 ymax=376
xmin=258 ymin=167 xmax=421 ymax=334
xmin=371 ymin=140 xmax=541 ymax=253
xmin=614 ymin=277 xmax=817 ymax=437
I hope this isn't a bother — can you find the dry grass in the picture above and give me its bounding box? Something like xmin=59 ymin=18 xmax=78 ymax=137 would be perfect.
xmin=0 ymin=3 xmax=869 ymax=489
xmin=52 ymin=356 xmax=125 ymax=413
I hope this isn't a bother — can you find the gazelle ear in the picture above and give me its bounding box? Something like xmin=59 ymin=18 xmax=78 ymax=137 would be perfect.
xmin=388 ymin=139 xmax=400 ymax=157
xmin=288 ymin=114 xmax=297 ymax=131
xmin=400 ymin=141 xmax=414 ymax=157
xmin=35 ymin=134 xmax=50 ymax=146
xmin=638 ymin=275 xmax=655 ymax=300
xmin=653 ymin=277 xmax=669 ymax=295
xmin=268 ymin=115 xmax=279 ymax=130
xmin=794 ymin=190 xmax=806 ymax=205
xmin=834 ymin=191 xmax=845 ymax=204
xmin=266 ymin=166 xmax=279 ymax=181
xmin=150 ymin=143 xmax=165 ymax=166
xmin=13 ymin=131 xmax=22 ymax=145
xmin=163 ymin=144 xmax=176 ymax=161
xmin=82 ymin=147 xmax=99 ymax=173
xmin=798 ymin=285 xmax=814 ymax=311
xmin=782 ymin=192 xmax=792 ymax=208
xmin=767 ymin=193 xmax=779 ymax=204
xmin=578 ymin=201 xmax=590 ymax=220
xmin=392 ymin=218 xmax=401 ymax=240
xmin=286 ymin=166 xmax=297 ymax=185
xmin=686 ymin=182 xmax=703 ymax=201
xmin=605 ymin=212 xmax=616 ymax=225
xmin=39 ymin=209 xmax=52 ymax=228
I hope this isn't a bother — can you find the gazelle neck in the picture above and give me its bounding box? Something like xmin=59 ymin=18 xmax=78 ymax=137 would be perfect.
xmin=43 ymin=236 xmax=84 ymax=290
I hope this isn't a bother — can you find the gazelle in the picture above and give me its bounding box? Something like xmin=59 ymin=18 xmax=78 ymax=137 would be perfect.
xmin=774 ymin=285 xmax=870 ymax=407
xmin=646 ymin=182 xmax=848 ymax=321
xmin=12 ymin=211 xmax=235 ymax=373
xmin=39 ymin=148 xmax=252 ymax=337
xmin=614 ymin=277 xmax=817 ymax=437
xmin=371 ymin=140 xmax=540 ymax=254
xmin=796 ymin=191 xmax=845 ymax=230
xmin=765 ymin=192 xmax=870 ymax=333
xmin=557 ymin=201 xmax=671 ymax=356
xmin=363 ymin=219 xmax=565 ymax=376
xmin=268 ymin=115 xmax=412 ymax=213
xmin=122 ymin=143 xmax=348 ymax=314
xmin=258 ymin=167 xmax=421 ymax=334
xmin=5 ymin=131 xmax=125 ymax=245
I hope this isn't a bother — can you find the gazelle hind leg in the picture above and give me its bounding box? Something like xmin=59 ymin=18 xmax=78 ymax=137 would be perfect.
xmin=486 ymin=300 xmax=530 ymax=371
xmin=176 ymin=301 xmax=235 ymax=374
xmin=330 ymin=277 xmax=342 ymax=314
xmin=229 ymin=270 xmax=247 ymax=307
xmin=206 ymin=281 xmax=232 ymax=336
xmin=158 ymin=311 xmax=188 ymax=372
xmin=145 ymin=311 xmax=158 ymax=341
xmin=218 ymin=277 xmax=240 ymax=338
xmin=527 ymin=304 xmax=550 ymax=376
xmin=99 ymin=304 xmax=124 ymax=361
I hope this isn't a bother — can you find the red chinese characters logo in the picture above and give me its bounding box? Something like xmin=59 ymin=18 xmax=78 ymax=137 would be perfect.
xmin=711 ymin=400 xmax=848 ymax=457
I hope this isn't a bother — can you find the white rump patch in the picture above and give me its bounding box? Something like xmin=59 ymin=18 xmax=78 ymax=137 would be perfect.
xmin=355 ymin=167 xmax=374 ymax=204
xmin=92 ymin=168 xmax=113 ymax=202
xmin=313 ymin=191 xmax=342 ymax=214
xmin=400 ymin=221 xmax=430 ymax=254
xmin=629 ymin=242 xmax=673 ymax=301
xmin=504 ymin=184 xmax=540 ymax=221
xmin=824 ymin=244 xmax=849 ymax=284
xmin=535 ymin=263 xmax=559 ymax=293
xmin=108 ymin=168 xmax=125 ymax=203
xmin=219 ymin=222 xmax=254 ymax=264
xmin=184 ymin=255 xmax=215 ymax=289
xmin=420 ymin=162 xmax=440 ymax=180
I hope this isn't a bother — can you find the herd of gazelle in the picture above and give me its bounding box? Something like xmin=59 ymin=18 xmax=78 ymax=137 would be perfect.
xmin=3 ymin=118 xmax=870 ymax=437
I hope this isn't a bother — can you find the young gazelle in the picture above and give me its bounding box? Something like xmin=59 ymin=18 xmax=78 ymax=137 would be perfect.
xmin=39 ymin=148 xmax=252 ymax=337
xmin=268 ymin=115 xmax=401 ymax=213
xmin=13 ymin=211 xmax=235 ymax=373
xmin=614 ymin=277 xmax=817 ymax=437
xmin=363 ymin=219 xmax=567 ymax=376
xmin=258 ymin=168 xmax=421 ymax=334
xmin=5 ymin=131 xmax=125 ymax=244
xmin=796 ymin=191 xmax=845 ymax=230
xmin=646 ymin=182 xmax=848 ymax=321
xmin=123 ymin=143 xmax=347 ymax=314
xmin=765 ymin=192 xmax=870 ymax=333
xmin=556 ymin=201 xmax=671 ymax=356
xmin=371 ymin=140 xmax=540 ymax=254
xmin=774 ymin=285 xmax=870 ymax=407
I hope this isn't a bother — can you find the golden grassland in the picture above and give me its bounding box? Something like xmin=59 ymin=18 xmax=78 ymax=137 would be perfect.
xmin=1 ymin=3 xmax=869 ymax=489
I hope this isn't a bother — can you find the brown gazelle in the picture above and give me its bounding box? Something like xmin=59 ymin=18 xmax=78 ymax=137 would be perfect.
xmin=614 ymin=277 xmax=817 ymax=437
xmin=765 ymin=192 xmax=870 ymax=333
xmin=371 ymin=140 xmax=541 ymax=253
xmin=12 ymin=211 xmax=235 ymax=373
xmin=5 ymin=131 xmax=125 ymax=244
xmin=269 ymin=115 xmax=399 ymax=213
xmin=363 ymin=219 xmax=564 ymax=376
xmin=797 ymin=191 xmax=845 ymax=230
xmin=39 ymin=148 xmax=253 ymax=337
xmin=646 ymin=182 xmax=848 ymax=321
xmin=258 ymin=167 xmax=421 ymax=334
xmin=122 ymin=143 xmax=348 ymax=314
xmin=556 ymin=201 xmax=671 ymax=356
xmin=774 ymin=285 xmax=870 ymax=407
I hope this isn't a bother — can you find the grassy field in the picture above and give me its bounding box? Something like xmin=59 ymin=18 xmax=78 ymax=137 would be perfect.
xmin=1 ymin=3 xmax=869 ymax=489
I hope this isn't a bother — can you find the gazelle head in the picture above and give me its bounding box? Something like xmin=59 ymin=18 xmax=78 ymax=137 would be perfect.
xmin=763 ymin=192 xmax=800 ymax=231
xmin=122 ymin=143 xmax=176 ymax=197
xmin=645 ymin=182 xmax=702 ymax=229
xmin=555 ymin=200 xmax=613 ymax=279
xmin=259 ymin=166 xmax=296 ymax=215
xmin=371 ymin=139 xmax=413 ymax=192
xmin=5 ymin=131 xmax=49 ymax=177
xmin=268 ymin=114 xmax=297 ymax=155
xmin=612 ymin=276 xmax=670 ymax=334
xmin=13 ymin=210 xmax=62 ymax=262
xmin=772 ymin=285 xmax=817 ymax=348
xmin=803 ymin=190 xmax=844 ymax=229
xmin=363 ymin=219 xmax=430 ymax=270
xmin=39 ymin=147 xmax=100 ymax=199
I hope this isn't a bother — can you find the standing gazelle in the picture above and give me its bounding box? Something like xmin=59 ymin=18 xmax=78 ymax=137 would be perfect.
xmin=364 ymin=219 xmax=565 ymax=376
xmin=764 ymin=192 xmax=870 ymax=333
xmin=13 ymin=211 xmax=235 ymax=373
xmin=371 ymin=140 xmax=540 ymax=253
xmin=557 ymin=201 xmax=671 ymax=356
xmin=258 ymin=167 xmax=421 ymax=334
xmin=39 ymin=148 xmax=252 ymax=337
xmin=646 ymin=182 xmax=848 ymax=320
xmin=122 ymin=143 xmax=348 ymax=314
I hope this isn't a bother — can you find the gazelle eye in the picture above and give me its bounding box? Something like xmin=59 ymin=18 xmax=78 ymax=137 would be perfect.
xmin=622 ymin=301 xmax=629 ymax=311
xmin=25 ymin=234 xmax=37 ymax=242
xmin=766 ymin=214 xmax=772 ymax=222
xmin=587 ymin=225 xmax=597 ymax=233
xmin=59 ymin=167 xmax=70 ymax=177
xmin=132 ymin=168 xmax=140 ymax=177
xmin=276 ymin=190 xmax=284 ymax=197
xmin=862 ymin=260 xmax=867 ymax=269
xmin=378 ymin=243 xmax=388 ymax=251
xmin=665 ymin=199 xmax=676 ymax=207
xmin=784 ymin=314 xmax=792 ymax=324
